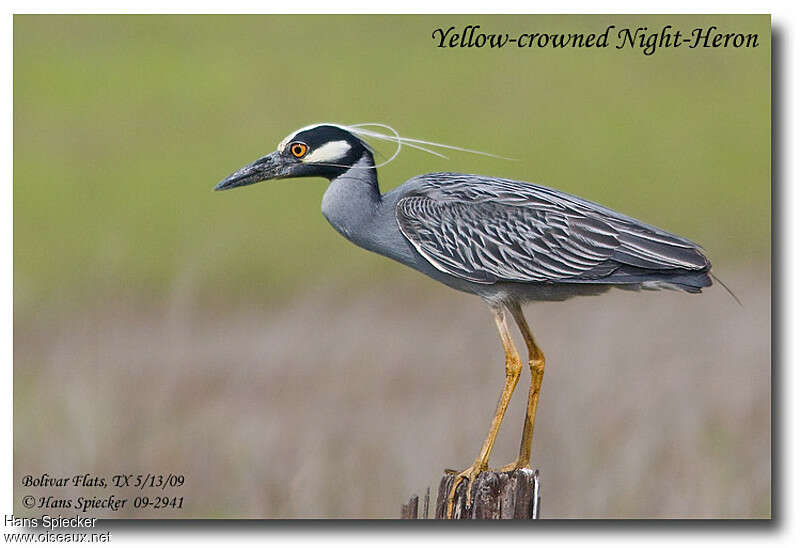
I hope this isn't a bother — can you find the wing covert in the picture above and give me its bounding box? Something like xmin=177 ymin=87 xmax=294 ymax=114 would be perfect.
xmin=395 ymin=174 xmax=709 ymax=285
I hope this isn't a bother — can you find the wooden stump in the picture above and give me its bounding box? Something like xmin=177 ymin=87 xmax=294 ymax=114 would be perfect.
xmin=402 ymin=469 xmax=540 ymax=519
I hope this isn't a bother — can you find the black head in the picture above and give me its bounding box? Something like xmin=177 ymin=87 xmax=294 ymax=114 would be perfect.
xmin=214 ymin=124 xmax=374 ymax=191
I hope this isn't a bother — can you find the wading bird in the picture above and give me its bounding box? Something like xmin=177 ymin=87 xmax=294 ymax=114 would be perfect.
xmin=215 ymin=123 xmax=713 ymax=516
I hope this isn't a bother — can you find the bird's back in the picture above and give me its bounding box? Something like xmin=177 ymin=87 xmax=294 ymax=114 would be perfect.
xmin=391 ymin=172 xmax=712 ymax=293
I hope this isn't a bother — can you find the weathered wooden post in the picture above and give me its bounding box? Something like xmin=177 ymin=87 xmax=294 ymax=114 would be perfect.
xmin=402 ymin=469 xmax=540 ymax=519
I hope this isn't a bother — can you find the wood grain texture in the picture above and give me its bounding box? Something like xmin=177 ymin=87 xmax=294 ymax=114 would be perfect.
xmin=406 ymin=469 xmax=540 ymax=519
xmin=400 ymin=495 xmax=418 ymax=519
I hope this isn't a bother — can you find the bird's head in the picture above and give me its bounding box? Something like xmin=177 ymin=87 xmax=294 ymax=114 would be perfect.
xmin=214 ymin=124 xmax=373 ymax=191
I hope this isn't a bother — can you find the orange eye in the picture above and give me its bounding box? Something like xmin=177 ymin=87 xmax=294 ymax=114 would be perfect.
xmin=290 ymin=142 xmax=308 ymax=158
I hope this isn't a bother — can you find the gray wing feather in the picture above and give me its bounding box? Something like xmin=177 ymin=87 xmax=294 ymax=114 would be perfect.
xmin=395 ymin=173 xmax=710 ymax=285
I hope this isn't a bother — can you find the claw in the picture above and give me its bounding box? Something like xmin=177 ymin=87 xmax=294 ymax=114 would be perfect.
xmin=499 ymin=459 xmax=530 ymax=473
xmin=445 ymin=462 xmax=486 ymax=518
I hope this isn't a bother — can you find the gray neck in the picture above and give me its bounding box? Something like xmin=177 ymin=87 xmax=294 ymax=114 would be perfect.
xmin=320 ymin=154 xmax=382 ymax=248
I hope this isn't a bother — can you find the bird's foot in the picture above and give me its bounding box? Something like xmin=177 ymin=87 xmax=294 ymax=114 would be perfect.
xmin=499 ymin=459 xmax=531 ymax=473
xmin=446 ymin=461 xmax=487 ymax=518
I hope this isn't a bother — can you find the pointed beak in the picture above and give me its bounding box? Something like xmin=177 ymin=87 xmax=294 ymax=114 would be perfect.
xmin=214 ymin=151 xmax=285 ymax=191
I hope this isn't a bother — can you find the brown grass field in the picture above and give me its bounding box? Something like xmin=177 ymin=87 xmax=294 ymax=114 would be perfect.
xmin=14 ymin=266 xmax=769 ymax=518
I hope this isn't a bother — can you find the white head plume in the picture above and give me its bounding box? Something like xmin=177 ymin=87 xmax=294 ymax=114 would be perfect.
xmin=280 ymin=122 xmax=514 ymax=170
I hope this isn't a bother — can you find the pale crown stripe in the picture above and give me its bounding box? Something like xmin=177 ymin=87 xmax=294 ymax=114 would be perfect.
xmin=277 ymin=122 xmax=348 ymax=151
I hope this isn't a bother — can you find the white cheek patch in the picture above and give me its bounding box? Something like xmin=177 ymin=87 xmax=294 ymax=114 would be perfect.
xmin=302 ymin=140 xmax=352 ymax=163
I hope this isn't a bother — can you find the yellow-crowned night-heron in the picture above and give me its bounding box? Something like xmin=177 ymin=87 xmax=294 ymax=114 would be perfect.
xmin=215 ymin=123 xmax=712 ymax=515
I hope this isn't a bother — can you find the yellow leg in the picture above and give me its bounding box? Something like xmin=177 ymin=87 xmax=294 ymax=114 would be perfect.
xmin=501 ymin=301 xmax=545 ymax=471
xmin=447 ymin=305 xmax=522 ymax=516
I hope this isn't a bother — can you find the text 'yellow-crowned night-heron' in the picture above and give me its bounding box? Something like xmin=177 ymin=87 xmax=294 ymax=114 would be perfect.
xmin=215 ymin=123 xmax=714 ymax=516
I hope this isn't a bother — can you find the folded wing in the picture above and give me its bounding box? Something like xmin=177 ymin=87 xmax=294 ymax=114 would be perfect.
xmin=395 ymin=174 xmax=711 ymax=288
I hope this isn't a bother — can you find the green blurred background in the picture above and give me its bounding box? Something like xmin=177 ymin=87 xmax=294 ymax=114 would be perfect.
xmin=14 ymin=15 xmax=770 ymax=518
